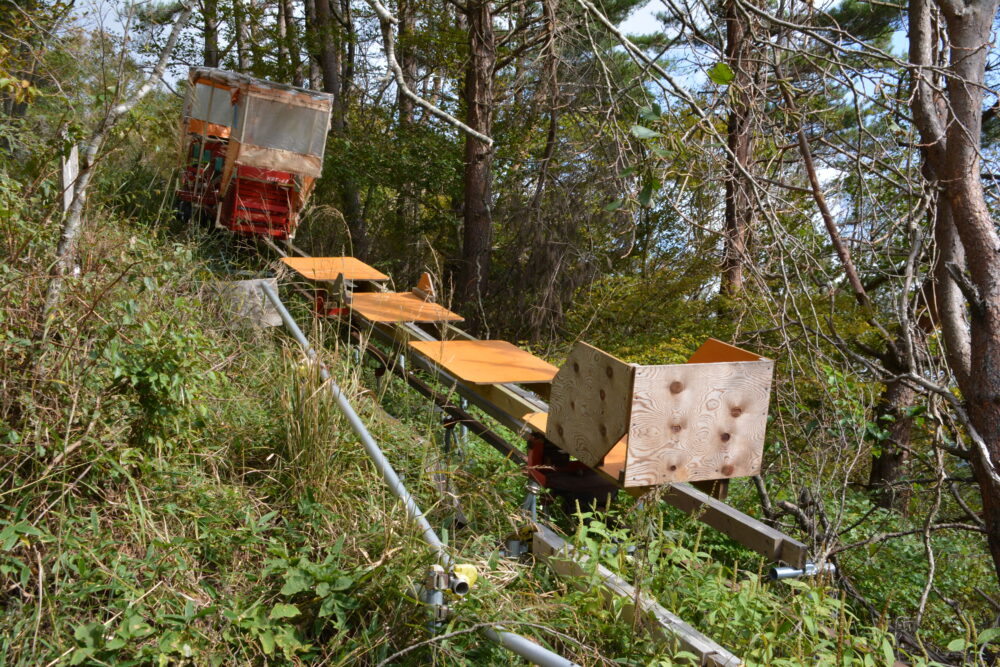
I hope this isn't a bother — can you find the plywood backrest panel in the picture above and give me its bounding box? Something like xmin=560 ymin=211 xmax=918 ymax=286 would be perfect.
xmin=623 ymin=359 xmax=773 ymax=487
xmin=687 ymin=338 xmax=762 ymax=364
xmin=546 ymin=342 xmax=634 ymax=467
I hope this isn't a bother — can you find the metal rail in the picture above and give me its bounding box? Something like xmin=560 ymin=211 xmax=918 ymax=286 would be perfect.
xmin=259 ymin=280 xmax=583 ymax=666
xmin=259 ymin=281 xmax=451 ymax=566
xmin=483 ymin=628 xmax=581 ymax=667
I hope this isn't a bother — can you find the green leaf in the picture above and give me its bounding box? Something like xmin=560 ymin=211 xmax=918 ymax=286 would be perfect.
xmin=269 ymin=603 xmax=300 ymax=620
xmin=332 ymin=575 xmax=354 ymax=591
xmin=881 ymin=635 xmax=895 ymax=665
xmin=259 ymin=629 xmax=275 ymax=655
xmin=630 ymin=124 xmax=661 ymax=139
xmin=279 ymin=568 xmax=311 ymax=596
xmin=708 ymin=62 xmax=735 ymax=85
xmin=977 ymin=627 xmax=1000 ymax=644
xmin=74 ymin=622 xmax=103 ymax=648
xmin=70 ymin=648 xmax=95 ymax=665
xmin=638 ymin=179 xmax=660 ymax=208
xmin=604 ymin=198 xmax=625 ymax=212
xmin=946 ymin=638 xmax=967 ymax=652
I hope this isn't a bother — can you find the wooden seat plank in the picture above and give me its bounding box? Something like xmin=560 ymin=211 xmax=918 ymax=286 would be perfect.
xmin=350 ymin=292 xmax=464 ymax=323
xmin=281 ymin=256 xmax=389 ymax=282
xmin=409 ymin=340 xmax=558 ymax=385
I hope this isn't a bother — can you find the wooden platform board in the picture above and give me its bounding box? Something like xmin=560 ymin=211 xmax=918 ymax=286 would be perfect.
xmin=408 ymin=340 xmax=558 ymax=385
xmin=350 ymin=292 xmax=464 ymax=323
xmin=281 ymin=256 xmax=389 ymax=282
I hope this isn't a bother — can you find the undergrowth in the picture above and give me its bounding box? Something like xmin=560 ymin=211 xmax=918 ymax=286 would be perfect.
xmin=2 ymin=158 xmax=992 ymax=665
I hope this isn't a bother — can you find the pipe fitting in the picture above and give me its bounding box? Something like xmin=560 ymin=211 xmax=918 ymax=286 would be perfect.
xmin=769 ymin=561 xmax=836 ymax=581
xmin=450 ymin=563 xmax=478 ymax=596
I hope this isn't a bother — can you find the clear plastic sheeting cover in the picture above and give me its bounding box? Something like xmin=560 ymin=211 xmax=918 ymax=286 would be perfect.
xmin=189 ymin=83 xmax=236 ymax=128
xmin=242 ymin=95 xmax=327 ymax=158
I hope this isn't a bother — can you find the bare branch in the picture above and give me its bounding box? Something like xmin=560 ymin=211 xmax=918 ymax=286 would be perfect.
xmin=366 ymin=0 xmax=494 ymax=146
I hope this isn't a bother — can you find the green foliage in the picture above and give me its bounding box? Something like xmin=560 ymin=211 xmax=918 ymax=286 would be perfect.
xmin=97 ymin=294 xmax=217 ymax=448
xmin=568 ymin=509 xmax=918 ymax=665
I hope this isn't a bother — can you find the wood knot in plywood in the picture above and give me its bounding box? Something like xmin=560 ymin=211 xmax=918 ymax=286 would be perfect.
xmin=669 ymin=381 xmax=683 ymax=394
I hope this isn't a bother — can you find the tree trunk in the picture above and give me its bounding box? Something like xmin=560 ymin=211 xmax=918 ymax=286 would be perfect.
xmin=282 ymin=0 xmax=303 ymax=86
xmin=397 ymin=0 xmax=417 ymax=124
xmin=203 ymin=0 xmax=220 ymax=67
xmin=868 ymin=377 xmax=917 ymax=509
xmin=719 ymin=0 xmax=757 ymax=297
xmin=459 ymin=0 xmax=496 ymax=318
xmin=234 ymin=0 xmax=250 ymax=71
xmin=277 ymin=0 xmax=290 ymax=76
xmin=910 ymin=0 xmax=1000 ymax=580
xmin=303 ymin=0 xmax=324 ymax=89
xmin=312 ymin=0 xmax=340 ymax=95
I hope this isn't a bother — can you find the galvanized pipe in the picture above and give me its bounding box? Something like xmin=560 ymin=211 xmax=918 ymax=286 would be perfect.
xmin=483 ymin=628 xmax=581 ymax=667
xmin=262 ymin=282 xmax=589 ymax=667
xmin=259 ymin=282 xmax=450 ymax=567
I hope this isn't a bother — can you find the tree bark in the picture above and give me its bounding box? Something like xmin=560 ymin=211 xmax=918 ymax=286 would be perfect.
xmin=234 ymin=0 xmax=251 ymax=71
xmin=868 ymin=377 xmax=917 ymax=509
xmin=397 ymin=0 xmax=417 ymax=124
xmin=203 ymin=0 xmax=220 ymax=67
xmin=282 ymin=0 xmax=303 ymax=86
xmin=459 ymin=0 xmax=496 ymax=318
xmin=909 ymin=0 xmax=1000 ymax=580
xmin=720 ymin=0 xmax=757 ymax=297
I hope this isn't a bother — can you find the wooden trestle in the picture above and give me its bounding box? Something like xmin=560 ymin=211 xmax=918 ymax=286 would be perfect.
xmin=270 ymin=245 xmax=809 ymax=665
xmin=276 ymin=251 xmax=808 ymax=569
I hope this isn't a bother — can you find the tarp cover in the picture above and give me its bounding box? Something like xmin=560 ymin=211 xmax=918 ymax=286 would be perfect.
xmin=189 ymin=82 xmax=237 ymax=129
xmin=241 ymin=94 xmax=327 ymax=158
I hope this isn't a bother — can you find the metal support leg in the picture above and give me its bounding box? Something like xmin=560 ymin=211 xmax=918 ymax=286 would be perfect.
xmin=522 ymin=480 xmax=542 ymax=523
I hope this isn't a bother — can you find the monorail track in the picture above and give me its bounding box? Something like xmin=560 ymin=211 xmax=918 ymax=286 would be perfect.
xmin=243 ymin=235 xmax=812 ymax=665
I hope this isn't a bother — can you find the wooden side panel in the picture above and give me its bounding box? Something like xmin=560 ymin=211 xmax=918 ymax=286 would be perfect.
xmin=623 ymin=360 xmax=773 ymax=487
xmin=546 ymin=342 xmax=634 ymax=467
xmin=657 ymin=484 xmax=808 ymax=568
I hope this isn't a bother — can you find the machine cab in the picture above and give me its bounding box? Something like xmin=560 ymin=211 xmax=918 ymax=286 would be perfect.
xmin=177 ymin=68 xmax=334 ymax=239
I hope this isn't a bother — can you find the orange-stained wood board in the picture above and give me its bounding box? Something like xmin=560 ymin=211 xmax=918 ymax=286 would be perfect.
xmin=525 ymin=412 xmax=629 ymax=481
xmin=687 ymin=338 xmax=763 ymax=364
xmin=408 ymin=340 xmax=558 ymax=385
xmin=523 ymin=411 xmax=548 ymax=433
xmin=281 ymin=256 xmax=389 ymax=282
xmin=349 ymin=291 xmax=464 ymax=323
